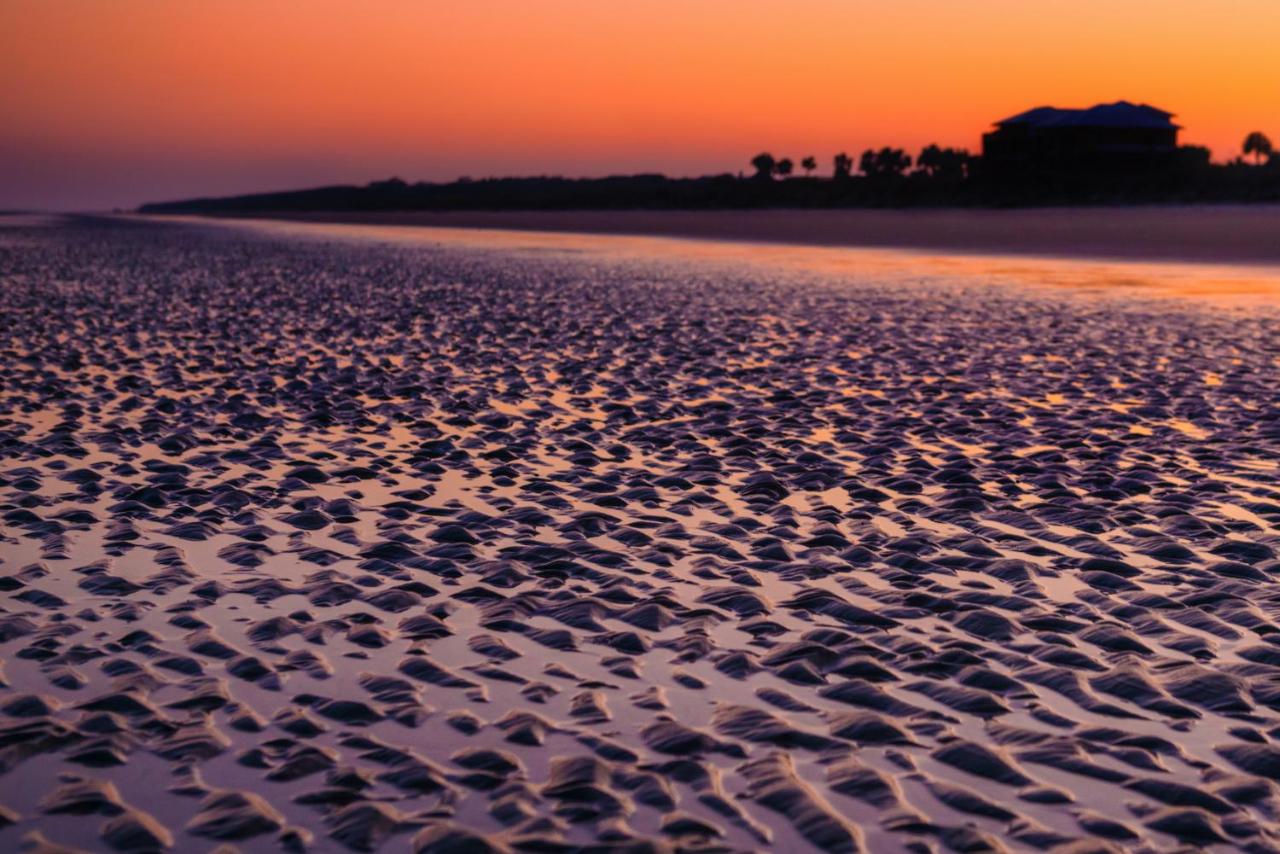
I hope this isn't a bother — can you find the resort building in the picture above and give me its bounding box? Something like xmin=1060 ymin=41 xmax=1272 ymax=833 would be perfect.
xmin=982 ymin=101 xmax=1179 ymax=171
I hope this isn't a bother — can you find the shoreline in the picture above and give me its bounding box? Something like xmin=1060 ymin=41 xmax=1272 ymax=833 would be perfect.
xmin=173 ymin=205 xmax=1280 ymax=267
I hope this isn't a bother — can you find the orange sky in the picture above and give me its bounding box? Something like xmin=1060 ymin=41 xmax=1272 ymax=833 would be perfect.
xmin=3 ymin=0 xmax=1277 ymax=209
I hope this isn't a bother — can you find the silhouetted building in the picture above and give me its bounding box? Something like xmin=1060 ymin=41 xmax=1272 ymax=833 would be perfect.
xmin=983 ymin=101 xmax=1179 ymax=173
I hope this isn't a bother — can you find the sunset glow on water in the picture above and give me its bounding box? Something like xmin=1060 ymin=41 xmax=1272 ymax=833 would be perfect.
xmin=188 ymin=215 xmax=1280 ymax=308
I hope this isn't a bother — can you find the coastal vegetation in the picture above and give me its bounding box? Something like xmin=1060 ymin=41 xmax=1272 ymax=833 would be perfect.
xmin=141 ymin=134 xmax=1280 ymax=214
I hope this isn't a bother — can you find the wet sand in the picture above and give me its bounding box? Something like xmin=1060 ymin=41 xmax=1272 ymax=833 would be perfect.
xmin=209 ymin=205 xmax=1280 ymax=266
xmin=2 ymin=214 xmax=1280 ymax=852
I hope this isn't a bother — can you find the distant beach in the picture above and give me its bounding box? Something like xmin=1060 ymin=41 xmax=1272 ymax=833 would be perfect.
xmin=191 ymin=205 xmax=1280 ymax=266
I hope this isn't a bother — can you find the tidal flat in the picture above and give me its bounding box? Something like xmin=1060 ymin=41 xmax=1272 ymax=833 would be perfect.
xmin=1 ymin=214 xmax=1280 ymax=853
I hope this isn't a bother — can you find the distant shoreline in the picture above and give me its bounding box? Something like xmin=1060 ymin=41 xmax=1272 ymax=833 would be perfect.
xmin=171 ymin=206 xmax=1280 ymax=266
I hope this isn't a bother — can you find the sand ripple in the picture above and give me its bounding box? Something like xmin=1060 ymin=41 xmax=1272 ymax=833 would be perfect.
xmin=1 ymin=217 xmax=1280 ymax=851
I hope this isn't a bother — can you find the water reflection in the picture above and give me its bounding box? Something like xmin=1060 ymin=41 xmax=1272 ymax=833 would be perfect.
xmin=154 ymin=214 xmax=1280 ymax=308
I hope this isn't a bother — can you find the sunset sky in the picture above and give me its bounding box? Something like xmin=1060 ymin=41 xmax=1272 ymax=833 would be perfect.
xmin=3 ymin=0 xmax=1278 ymax=209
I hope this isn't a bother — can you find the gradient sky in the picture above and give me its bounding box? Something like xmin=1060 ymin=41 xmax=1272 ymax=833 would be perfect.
xmin=3 ymin=0 xmax=1278 ymax=210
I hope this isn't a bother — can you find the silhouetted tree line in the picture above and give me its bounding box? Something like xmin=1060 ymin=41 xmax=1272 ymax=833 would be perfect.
xmin=746 ymin=146 xmax=968 ymax=181
xmin=142 ymin=133 xmax=1280 ymax=214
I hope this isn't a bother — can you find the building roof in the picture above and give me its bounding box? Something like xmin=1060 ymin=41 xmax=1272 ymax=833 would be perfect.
xmin=995 ymin=101 xmax=1179 ymax=130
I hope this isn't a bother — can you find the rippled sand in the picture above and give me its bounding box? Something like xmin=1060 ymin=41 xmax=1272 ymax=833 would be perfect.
xmin=2 ymin=214 xmax=1280 ymax=853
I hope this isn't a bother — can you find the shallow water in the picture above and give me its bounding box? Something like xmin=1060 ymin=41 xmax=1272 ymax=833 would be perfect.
xmin=2 ymin=214 xmax=1280 ymax=853
xmin=176 ymin=214 xmax=1280 ymax=308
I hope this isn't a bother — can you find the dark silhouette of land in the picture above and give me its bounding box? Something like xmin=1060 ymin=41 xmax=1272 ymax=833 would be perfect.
xmin=139 ymin=102 xmax=1279 ymax=217
xmin=139 ymin=147 xmax=1279 ymax=216
xmin=137 ymin=155 xmax=1280 ymax=214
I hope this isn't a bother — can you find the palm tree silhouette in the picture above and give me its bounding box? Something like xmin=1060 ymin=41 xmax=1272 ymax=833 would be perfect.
xmin=801 ymin=156 xmax=817 ymax=177
xmin=1244 ymin=132 xmax=1273 ymax=166
xmin=860 ymin=147 xmax=912 ymax=178
xmin=750 ymin=152 xmax=777 ymax=180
